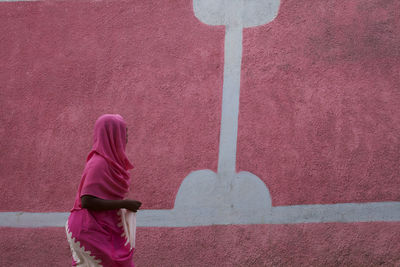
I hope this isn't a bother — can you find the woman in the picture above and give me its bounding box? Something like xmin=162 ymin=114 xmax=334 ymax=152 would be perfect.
xmin=66 ymin=114 xmax=142 ymax=267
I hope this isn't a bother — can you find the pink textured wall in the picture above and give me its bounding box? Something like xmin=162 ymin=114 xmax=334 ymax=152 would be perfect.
xmin=1 ymin=223 xmax=400 ymax=266
xmin=237 ymin=0 xmax=400 ymax=206
xmin=0 ymin=0 xmax=224 ymax=211
xmin=1 ymin=0 xmax=399 ymax=265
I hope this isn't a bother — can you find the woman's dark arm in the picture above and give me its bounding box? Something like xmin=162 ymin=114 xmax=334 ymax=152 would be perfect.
xmin=81 ymin=195 xmax=142 ymax=212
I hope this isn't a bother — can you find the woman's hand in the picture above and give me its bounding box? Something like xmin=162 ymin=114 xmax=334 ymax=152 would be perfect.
xmin=123 ymin=199 xmax=142 ymax=212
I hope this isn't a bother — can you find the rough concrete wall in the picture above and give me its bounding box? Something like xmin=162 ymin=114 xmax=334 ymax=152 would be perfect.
xmin=1 ymin=0 xmax=399 ymax=266
xmin=2 ymin=223 xmax=400 ymax=266
xmin=238 ymin=0 xmax=400 ymax=206
xmin=0 ymin=0 xmax=224 ymax=212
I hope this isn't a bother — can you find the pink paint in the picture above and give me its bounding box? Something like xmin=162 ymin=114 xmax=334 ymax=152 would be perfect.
xmin=1 ymin=0 xmax=397 ymax=212
xmin=0 ymin=0 xmax=224 ymax=212
xmin=0 ymin=227 xmax=71 ymax=266
xmin=237 ymin=0 xmax=400 ymax=206
xmin=135 ymin=223 xmax=400 ymax=266
xmin=1 ymin=0 xmax=399 ymax=265
xmin=1 ymin=223 xmax=399 ymax=266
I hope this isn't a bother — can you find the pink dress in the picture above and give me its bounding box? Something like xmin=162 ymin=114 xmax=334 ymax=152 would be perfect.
xmin=66 ymin=114 xmax=135 ymax=267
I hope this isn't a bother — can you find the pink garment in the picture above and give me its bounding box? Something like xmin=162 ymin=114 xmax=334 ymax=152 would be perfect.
xmin=66 ymin=114 xmax=135 ymax=267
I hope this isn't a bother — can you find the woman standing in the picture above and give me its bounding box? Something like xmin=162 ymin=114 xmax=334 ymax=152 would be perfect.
xmin=66 ymin=114 xmax=142 ymax=267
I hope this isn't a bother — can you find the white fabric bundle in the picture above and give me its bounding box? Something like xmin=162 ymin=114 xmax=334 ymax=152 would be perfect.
xmin=120 ymin=209 xmax=136 ymax=250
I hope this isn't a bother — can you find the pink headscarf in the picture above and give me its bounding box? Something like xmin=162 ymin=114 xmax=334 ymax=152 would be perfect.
xmin=72 ymin=114 xmax=134 ymax=210
xmin=88 ymin=114 xmax=133 ymax=172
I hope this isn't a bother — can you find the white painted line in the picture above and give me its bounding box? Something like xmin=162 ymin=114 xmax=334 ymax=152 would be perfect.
xmin=136 ymin=201 xmax=400 ymax=227
xmin=1 ymin=201 xmax=399 ymax=228
xmin=270 ymin=202 xmax=400 ymax=224
xmin=0 ymin=212 xmax=69 ymax=228
xmin=217 ymin=25 xmax=242 ymax=175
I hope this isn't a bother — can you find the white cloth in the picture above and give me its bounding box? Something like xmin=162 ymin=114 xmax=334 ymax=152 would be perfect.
xmin=119 ymin=209 xmax=136 ymax=250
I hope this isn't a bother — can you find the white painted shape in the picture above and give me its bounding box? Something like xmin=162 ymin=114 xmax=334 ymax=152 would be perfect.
xmin=193 ymin=0 xmax=280 ymax=27
xmin=185 ymin=0 xmax=281 ymax=225
xmin=194 ymin=0 xmax=241 ymax=27
xmin=241 ymin=0 xmax=280 ymax=27
xmin=174 ymin=170 xmax=271 ymax=223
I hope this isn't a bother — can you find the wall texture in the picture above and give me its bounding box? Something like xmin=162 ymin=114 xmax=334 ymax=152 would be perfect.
xmin=1 ymin=0 xmax=399 ymax=266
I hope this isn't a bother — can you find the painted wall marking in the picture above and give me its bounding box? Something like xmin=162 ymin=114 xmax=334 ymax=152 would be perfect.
xmin=0 ymin=0 xmax=399 ymax=228
xmin=133 ymin=0 xmax=400 ymax=226
xmin=2 ymin=201 xmax=400 ymax=227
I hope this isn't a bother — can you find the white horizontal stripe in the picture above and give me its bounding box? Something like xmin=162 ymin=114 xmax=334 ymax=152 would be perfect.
xmin=1 ymin=201 xmax=399 ymax=228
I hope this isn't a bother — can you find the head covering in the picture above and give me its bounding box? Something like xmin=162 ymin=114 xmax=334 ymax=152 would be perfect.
xmin=87 ymin=114 xmax=133 ymax=171
xmin=72 ymin=114 xmax=133 ymax=210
